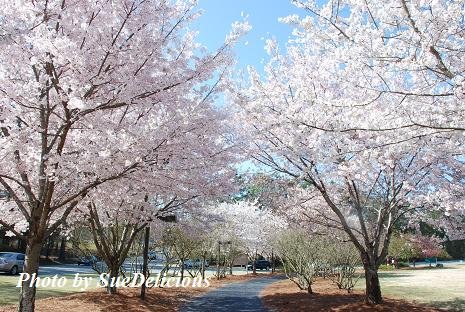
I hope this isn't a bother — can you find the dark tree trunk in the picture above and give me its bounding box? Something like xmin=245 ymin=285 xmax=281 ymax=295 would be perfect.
xmin=107 ymin=266 xmax=119 ymax=294
xmin=58 ymin=237 xmax=66 ymax=262
xmin=364 ymin=264 xmax=382 ymax=304
xmin=252 ymin=250 xmax=257 ymax=275
xmin=271 ymin=249 xmax=275 ymax=274
xmin=18 ymin=238 xmax=27 ymax=253
xmin=307 ymin=283 xmax=313 ymax=294
xmin=180 ymin=261 xmax=184 ymax=282
xmin=45 ymin=238 xmax=52 ymax=260
xmin=216 ymin=243 xmax=221 ymax=280
xmin=201 ymin=254 xmax=206 ymax=281
xmin=140 ymin=226 xmax=150 ymax=300
xmin=54 ymin=239 xmax=59 ymax=256
xmin=19 ymin=240 xmax=42 ymax=312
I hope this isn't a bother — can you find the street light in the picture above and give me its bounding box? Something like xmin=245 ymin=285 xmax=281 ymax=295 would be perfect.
xmin=217 ymin=240 xmax=231 ymax=280
xmin=141 ymin=214 xmax=176 ymax=300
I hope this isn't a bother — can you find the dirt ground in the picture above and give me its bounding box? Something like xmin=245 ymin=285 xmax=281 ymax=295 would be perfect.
xmin=260 ymin=278 xmax=449 ymax=312
xmin=0 ymin=274 xmax=260 ymax=312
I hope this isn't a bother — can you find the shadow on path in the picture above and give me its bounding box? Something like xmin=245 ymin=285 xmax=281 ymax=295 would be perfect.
xmin=180 ymin=277 xmax=282 ymax=312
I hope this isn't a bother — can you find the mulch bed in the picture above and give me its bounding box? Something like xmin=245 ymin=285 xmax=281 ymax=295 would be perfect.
xmin=260 ymin=278 xmax=448 ymax=312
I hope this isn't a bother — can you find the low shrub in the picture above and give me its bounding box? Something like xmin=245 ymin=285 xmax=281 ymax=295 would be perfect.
xmin=379 ymin=264 xmax=395 ymax=271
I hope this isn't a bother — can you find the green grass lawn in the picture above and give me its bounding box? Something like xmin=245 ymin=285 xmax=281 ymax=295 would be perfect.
xmin=0 ymin=273 xmax=98 ymax=306
xmin=355 ymin=265 xmax=465 ymax=311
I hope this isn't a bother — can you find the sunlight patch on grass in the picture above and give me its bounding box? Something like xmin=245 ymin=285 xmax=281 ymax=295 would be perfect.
xmin=0 ymin=274 xmax=98 ymax=306
xmin=355 ymin=266 xmax=465 ymax=310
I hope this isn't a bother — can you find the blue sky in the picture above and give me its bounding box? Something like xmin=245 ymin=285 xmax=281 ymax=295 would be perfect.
xmin=193 ymin=0 xmax=303 ymax=70
xmin=192 ymin=1 xmax=305 ymax=175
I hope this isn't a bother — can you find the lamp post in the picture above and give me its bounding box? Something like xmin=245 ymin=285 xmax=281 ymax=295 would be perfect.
xmin=141 ymin=215 xmax=176 ymax=300
xmin=217 ymin=240 xmax=231 ymax=280
xmin=271 ymin=248 xmax=275 ymax=274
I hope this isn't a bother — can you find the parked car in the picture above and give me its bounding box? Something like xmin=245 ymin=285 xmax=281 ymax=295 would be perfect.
xmin=247 ymin=260 xmax=271 ymax=271
xmin=184 ymin=259 xmax=209 ymax=269
xmin=0 ymin=252 xmax=25 ymax=275
xmin=0 ymin=190 xmax=10 ymax=199
xmin=77 ymin=255 xmax=98 ymax=266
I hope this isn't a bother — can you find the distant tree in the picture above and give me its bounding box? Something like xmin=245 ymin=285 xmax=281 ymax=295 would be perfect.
xmin=275 ymin=230 xmax=325 ymax=294
xmin=325 ymin=240 xmax=360 ymax=293
xmin=204 ymin=201 xmax=286 ymax=275
xmin=161 ymin=225 xmax=201 ymax=283
xmin=411 ymin=235 xmax=449 ymax=265
xmin=388 ymin=233 xmax=422 ymax=264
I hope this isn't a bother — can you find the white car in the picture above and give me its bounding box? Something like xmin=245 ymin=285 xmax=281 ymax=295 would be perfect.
xmin=0 ymin=252 xmax=25 ymax=275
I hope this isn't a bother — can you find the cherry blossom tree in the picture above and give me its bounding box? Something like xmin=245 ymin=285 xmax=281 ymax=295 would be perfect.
xmin=0 ymin=0 xmax=249 ymax=310
xmin=80 ymin=191 xmax=193 ymax=294
xmin=76 ymin=148 xmax=237 ymax=295
xmin=389 ymin=232 xmax=449 ymax=267
xmin=410 ymin=234 xmax=448 ymax=263
xmin=280 ymin=0 xmax=465 ymax=234
xmin=233 ymin=0 xmax=464 ymax=304
xmin=282 ymin=0 xmax=464 ymax=134
xmin=204 ymin=201 xmax=287 ymax=274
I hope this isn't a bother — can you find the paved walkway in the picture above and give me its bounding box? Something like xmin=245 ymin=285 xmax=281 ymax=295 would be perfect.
xmin=180 ymin=277 xmax=281 ymax=312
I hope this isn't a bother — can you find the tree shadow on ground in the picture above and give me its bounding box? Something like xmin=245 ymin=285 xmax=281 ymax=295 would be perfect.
xmin=58 ymin=287 xmax=198 ymax=312
xmin=429 ymin=298 xmax=465 ymax=312
xmin=261 ymin=292 xmax=448 ymax=312
xmin=377 ymin=272 xmax=412 ymax=279
xmin=51 ymin=275 xmax=261 ymax=312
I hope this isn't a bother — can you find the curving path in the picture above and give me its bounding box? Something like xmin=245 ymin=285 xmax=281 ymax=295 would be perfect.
xmin=180 ymin=276 xmax=282 ymax=312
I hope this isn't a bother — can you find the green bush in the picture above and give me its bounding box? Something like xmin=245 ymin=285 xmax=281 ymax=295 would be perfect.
xmin=379 ymin=264 xmax=395 ymax=271
xmin=398 ymin=262 xmax=410 ymax=268
xmin=379 ymin=262 xmax=409 ymax=270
